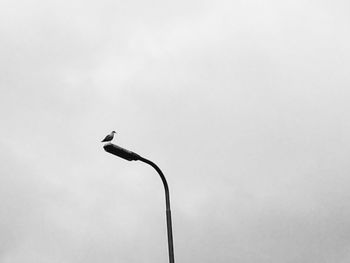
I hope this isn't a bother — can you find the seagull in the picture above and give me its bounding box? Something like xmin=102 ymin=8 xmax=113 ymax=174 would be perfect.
xmin=101 ymin=131 xmax=116 ymax=142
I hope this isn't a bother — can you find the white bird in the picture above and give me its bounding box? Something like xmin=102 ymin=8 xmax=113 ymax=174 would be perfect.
xmin=101 ymin=131 xmax=116 ymax=142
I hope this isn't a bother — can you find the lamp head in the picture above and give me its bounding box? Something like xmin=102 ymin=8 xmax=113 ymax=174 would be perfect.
xmin=103 ymin=143 xmax=140 ymax=161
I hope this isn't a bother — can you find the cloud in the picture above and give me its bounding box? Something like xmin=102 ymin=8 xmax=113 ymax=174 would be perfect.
xmin=1 ymin=0 xmax=350 ymax=262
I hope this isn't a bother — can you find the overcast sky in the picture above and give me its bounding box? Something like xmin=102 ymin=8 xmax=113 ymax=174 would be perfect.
xmin=1 ymin=0 xmax=350 ymax=262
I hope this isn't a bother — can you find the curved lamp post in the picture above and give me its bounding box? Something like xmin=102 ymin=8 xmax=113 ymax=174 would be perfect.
xmin=103 ymin=143 xmax=175 ymax=263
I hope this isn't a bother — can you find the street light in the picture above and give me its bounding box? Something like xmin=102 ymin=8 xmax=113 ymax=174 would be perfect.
xmin=103 ymin=143 xmax=175 ymax=263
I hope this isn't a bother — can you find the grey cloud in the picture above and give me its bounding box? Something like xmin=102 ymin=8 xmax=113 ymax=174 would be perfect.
xmin=1 ymin=0 xmax=350 ymax=262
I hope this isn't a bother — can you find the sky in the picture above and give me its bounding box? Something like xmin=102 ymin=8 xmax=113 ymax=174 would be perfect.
xmin=1 ymin=0 xmax=350 ymax=262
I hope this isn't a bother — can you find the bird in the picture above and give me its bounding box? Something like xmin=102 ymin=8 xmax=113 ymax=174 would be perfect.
xmin=101 ymin=131 xmax=116 ymax=142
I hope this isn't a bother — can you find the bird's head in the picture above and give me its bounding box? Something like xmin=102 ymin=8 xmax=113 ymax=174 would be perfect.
xmin=112 ymin=131 xmax=116 ymax=134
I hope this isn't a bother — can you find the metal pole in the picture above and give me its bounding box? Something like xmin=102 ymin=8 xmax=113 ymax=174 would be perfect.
xmin=103 ymin=143 xmax=175 ymax=263
xmin=138 ymin=156 xmax=175 ymax=263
